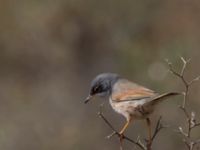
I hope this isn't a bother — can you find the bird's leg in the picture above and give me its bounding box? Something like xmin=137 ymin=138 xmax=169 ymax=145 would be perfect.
xmin=146 ymin=118 xmax=152 ymax=148
xmin=119 ymin=117 xmax=132 ymax=135
xmin=118 ymin=117 xmax=133 ymax=142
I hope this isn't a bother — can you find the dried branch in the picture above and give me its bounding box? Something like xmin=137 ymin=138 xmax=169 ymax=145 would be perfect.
xmin=166 ymin=57 xmax=191 ymax=108
xmin=151 ymin=116 xmax=164 ymax=141
xmin=98 ymin=103 xmax=146 ymax=150
xmin=95 ymin=57 xmax=199 ymax=150
xmin=98 ymin=103 xmax=165 ymax=150
xmin=166 ymin=57 xmax=200 ymax=150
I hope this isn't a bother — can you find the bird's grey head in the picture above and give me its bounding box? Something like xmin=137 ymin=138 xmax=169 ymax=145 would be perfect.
xmin=84 ymin=73 xmax=120 ymax=103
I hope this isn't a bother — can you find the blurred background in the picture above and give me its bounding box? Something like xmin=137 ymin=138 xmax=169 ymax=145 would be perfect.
xmin=0 ymin=0 xmax=200 ymax=150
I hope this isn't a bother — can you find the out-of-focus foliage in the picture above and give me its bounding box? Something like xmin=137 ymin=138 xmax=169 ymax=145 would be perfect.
xmin=0 ymin=0 xmax=200 ymax=150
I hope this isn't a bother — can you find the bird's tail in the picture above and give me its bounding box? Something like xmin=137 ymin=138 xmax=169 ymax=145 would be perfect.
xmin=145 ymin=92 xmax=181 ymax=106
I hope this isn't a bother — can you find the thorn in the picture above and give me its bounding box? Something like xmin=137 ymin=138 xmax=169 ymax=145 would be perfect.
xmin=191 ymin=112 xmax=196 ymax=119
xmin=180 ymin=57 xmax=187 ymax=64
xmin=136 ymin=135 xmax=140 ymax=142
xmin=179 ymin=126 xmax=183 ymax=132
xmin=181 ymin=92 xmax=186 ymax=96
xmin=165 ymin=59 xmax=169 ymax=63
xmin=98 ymin=112 xmax=101 ymax=116
xmin=106 ymin=131 xmax=117 ymax=139
xmin=186 ymin=58 xmax=191 ymax=63
xmin=180 ymin=57 xmax=191 ymax=64
xmin=193 ymin=76 xmax=200 ymax=81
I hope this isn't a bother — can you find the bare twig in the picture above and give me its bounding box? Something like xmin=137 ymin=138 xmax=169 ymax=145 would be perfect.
xmin=166 ymin=57 xmax=191 ymax=108
xmin=98 ymin=103 xmax=146 ymax=150
xmin=98 ymin=104 xmax=165 ymax=150
xmin=95 ymin=57 xmax=199 ymax=150
xmin=151 ymin=116 xmax=164 ymax=141
xmin=189 ymin=76 xmax=200 ymax=86
xmin=166 ymin=57 xmax=200 ymax=150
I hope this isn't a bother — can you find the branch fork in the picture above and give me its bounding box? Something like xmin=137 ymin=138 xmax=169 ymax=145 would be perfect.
xmin=98 ymin=103 xmax=164 ymax=150
xmin=167 ymin=57 xmax=200 ymax=150
xmin=95 ymin=57 xmax=199 ymax=150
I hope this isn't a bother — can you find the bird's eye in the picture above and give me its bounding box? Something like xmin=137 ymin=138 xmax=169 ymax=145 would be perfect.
xmin=94 ymin=86 xmax=99 ymax=92
xmin=93 ymin=85 xmax=102 ymax=93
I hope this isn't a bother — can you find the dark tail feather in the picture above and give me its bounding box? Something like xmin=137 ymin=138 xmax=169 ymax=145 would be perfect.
xmin=145 ymin=92 xmax=181 ymax=106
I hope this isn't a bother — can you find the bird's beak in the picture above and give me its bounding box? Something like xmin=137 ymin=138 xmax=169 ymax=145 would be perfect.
xmin=84 ymin=95 xmax=93 ymax=104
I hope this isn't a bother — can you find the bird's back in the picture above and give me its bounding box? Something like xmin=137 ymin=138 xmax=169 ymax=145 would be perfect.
xmin=110 ymin=78 xmax=158 ymax=120
xmin=111 ymin=78 xmax=157 ymax=102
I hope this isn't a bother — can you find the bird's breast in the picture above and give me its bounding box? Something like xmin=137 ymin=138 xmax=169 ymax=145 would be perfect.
xmin=109 ymin=98 xmax=154 ymax=120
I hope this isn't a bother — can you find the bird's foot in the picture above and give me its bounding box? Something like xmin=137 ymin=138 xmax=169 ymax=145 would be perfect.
xmin=145 ymin=138 xmax=152 ymax=149
xmin=119 ymin=133 xmax=125 ymax=143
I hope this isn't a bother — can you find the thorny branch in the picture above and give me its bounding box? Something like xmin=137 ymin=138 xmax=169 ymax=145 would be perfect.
xmin=96 ymin=57 xmax=199 ymax=150
xmin=151 ymin=116 xmax=164 ymax=141
xmin=98 ymin=103 xmax=146 ymax=150
xmin=166 ymin=57 xmax=200 ymax=150
xmin=98 ymin=103 xmax=165 ymax=150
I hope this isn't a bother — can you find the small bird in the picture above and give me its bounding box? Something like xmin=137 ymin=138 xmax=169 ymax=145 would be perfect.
xmin=84 ymin=73 xmax=180 ymax=143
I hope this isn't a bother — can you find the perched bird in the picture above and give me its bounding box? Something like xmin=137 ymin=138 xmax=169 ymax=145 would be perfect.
xmin=84 ymin=73 xmax=180 ymax=143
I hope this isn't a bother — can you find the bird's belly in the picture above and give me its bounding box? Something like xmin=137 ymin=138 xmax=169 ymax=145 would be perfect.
xmin=109 ymin=98 xmax=154 ymax=120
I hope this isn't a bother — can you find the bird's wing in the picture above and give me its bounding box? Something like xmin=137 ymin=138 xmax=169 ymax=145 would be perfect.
xmin=111 ymin=79 xmax=157 ymax=102
xmin=143 ymin=92 xmax=181 ymax=106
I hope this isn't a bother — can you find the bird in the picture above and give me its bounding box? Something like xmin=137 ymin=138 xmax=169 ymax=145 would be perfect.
xmin=84 ymin=73 xmax=180 ymax=144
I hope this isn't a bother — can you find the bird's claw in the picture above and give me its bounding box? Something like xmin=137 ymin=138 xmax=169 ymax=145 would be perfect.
xmin=144 ymin=138 xmax=152 ymax=147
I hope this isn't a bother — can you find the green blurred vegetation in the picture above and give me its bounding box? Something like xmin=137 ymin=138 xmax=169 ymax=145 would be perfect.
xmin=0 ymin=0 xmax=200 ymax=150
